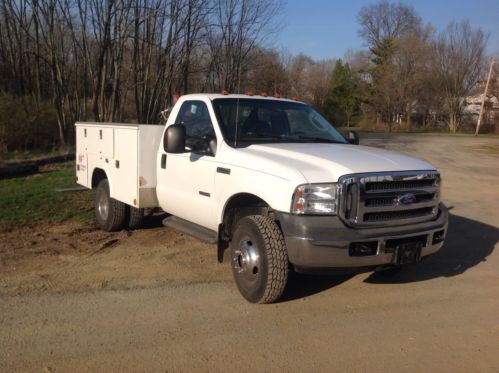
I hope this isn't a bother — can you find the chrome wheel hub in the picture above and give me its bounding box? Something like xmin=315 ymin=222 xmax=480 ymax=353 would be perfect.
xmin=233 ymin=240 xmax=261 ymax=284
xmin=97 ymin=191 xmax=109 ymax=220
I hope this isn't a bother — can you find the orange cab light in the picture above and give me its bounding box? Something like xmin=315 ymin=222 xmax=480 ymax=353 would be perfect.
xmin=260 ymin=91 xmax=268 ymax=97
xmin=292 ymin=95 xmax=300 ymax=101
xmin=222 ymin=90 xmax=229 ymax=95
xmin=247 ymin=90 xmax=254 ymax=96
xmin=273 ymin=93 xmax=281 ymax=98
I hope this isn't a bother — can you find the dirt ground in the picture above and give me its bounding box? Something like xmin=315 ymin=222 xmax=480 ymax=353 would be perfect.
xmin=1 ymin=134 xmax=498 ymax=372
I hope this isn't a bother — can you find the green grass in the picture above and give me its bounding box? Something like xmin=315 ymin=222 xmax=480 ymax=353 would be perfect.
xmin=0 ymin=162 xmax=94 ymax=229
xmin=0 ymin=147 xmax=75 ymax=165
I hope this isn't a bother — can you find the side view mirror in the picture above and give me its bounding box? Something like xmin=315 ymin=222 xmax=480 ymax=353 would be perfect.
xmin=347 ymin=131 xmax=359 ymax=145
xmin=164 ymin=124 xmax=186 ymax=153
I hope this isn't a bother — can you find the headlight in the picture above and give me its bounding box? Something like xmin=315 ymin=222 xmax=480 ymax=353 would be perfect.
xmin=291 ymin=183 xmax=338 ymax=215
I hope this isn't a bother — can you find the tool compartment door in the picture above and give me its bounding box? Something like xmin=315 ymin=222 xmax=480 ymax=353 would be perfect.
xmin=110 ymin=127 xmax=138 ymax=206
xmin=75 ymin=125 xmax=89 ymax=187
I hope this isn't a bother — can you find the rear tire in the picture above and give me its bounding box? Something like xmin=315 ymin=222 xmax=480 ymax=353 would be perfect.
xmin=95 ymin=179 xmax=126 ymax=232
xmin=127 ymin=206 xmax=144 ymax=229
xmin=231 ymin=215 xmax=289 ymax=304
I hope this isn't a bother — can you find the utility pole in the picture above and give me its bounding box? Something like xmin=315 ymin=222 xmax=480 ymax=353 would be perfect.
xmin=475 ymin=59 xmax=495 ymax=136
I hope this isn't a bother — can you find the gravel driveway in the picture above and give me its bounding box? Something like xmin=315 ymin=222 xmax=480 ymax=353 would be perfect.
xmin=1 ymin=133 xmax=498 ymax=372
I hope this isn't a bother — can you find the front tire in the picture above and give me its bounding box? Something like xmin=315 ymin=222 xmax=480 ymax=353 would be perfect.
xmin=95 ymin=179 xmax=126 ymax=232
xmin=231 ymin=215 xmax=289 ymax=304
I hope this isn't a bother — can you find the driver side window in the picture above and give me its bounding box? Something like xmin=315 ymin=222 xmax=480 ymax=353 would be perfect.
xmin=175 ymin=100 xmax=216 ymax=155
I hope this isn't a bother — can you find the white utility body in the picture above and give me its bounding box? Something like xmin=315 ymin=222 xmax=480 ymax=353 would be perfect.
xmin=76 ymin=94 xmax=448 ymax=304
xmin=75 ymin=123 xmax=162 ymax=208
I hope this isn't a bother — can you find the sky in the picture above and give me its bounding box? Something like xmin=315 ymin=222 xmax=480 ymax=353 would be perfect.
xmin=277 ymin=0 xmax=499 ymax=60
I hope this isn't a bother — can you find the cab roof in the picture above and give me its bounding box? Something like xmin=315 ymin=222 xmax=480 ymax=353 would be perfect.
xmin=178 ymin=93 xmax=306 ymax=104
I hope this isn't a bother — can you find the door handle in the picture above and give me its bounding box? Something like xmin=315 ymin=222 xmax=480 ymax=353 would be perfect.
xmin=161 ymin=154 xmax=167 ymax=169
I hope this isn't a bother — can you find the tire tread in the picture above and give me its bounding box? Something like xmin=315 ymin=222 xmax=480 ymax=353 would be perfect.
xmin=246 ymin=215 xmax=288 ymax=304
xmin=127 ymin=207 xmax=144 ymax=230
xmin=107 ymin=197 xmax=126 ymax=231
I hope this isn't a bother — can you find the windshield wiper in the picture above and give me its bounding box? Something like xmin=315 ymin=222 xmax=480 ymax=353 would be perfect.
xmin=236 ymin=134 xmax=345 ymax=144
xmin=237 ymin=133 xmax=286 ymax=142
xmin=293 ymin=135 xmax=345 ymax=144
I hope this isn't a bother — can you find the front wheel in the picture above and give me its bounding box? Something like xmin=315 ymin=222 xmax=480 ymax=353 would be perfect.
xmin=95 ymin=179 xmax=126 ymax=232
xmin=231 ymin=215 xmax=289 ymax=304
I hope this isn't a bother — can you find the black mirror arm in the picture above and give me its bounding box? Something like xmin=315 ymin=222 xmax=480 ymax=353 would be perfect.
xmin=347 ymin=130 xmax=359 ymax=145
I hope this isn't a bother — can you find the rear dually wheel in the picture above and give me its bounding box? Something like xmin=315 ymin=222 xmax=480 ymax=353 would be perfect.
xmin=95 ymin=179 xmax=126 ymax=232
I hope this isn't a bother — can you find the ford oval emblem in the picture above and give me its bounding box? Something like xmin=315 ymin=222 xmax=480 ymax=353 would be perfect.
xmin=398 ymin=193 xmax=417 ymax=205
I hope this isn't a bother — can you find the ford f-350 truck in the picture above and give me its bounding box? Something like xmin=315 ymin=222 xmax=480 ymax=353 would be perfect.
xmin=76 ymin=94 xmax=448 ymax=303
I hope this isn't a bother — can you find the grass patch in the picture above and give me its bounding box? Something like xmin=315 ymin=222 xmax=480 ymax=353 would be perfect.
xmin=0 ymin=162 xmax=94 ymax=229
xmin=0 ymin=146 xmax=75 ymax=165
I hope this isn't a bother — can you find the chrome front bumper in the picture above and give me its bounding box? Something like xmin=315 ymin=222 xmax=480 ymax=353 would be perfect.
xmin=277 ymin=203 xmax=448 ymax=270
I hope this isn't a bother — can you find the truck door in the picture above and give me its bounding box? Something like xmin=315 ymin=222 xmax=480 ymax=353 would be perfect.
xmin=156 ymin=100 xmax=218 ymax=230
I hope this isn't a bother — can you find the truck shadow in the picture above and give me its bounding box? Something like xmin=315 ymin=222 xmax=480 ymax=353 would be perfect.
xmin=138 ymin=211 xmax=497 ymax=300
xmin=280 ymin=272 xmax=355 ymax=302
xmin=280 ymin=213 xmax=498 ymax=301
xmin=140 ymin=211 xmax=170 ymax=229
xmin=364 ymin=213 xmax=498 ymax=284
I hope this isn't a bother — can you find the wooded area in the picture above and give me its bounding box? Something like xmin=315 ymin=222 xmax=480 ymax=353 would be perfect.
xmin=0 ymin=0 xmax=497 ymax=152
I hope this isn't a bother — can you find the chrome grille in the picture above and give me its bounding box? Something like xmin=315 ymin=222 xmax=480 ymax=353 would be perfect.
xmin=339 ymin=171 xmax=440 ymax=227
xmin=364 ymin=179 xmax=435 ymax=192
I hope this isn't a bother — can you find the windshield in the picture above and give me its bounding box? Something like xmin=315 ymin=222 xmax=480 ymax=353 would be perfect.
xmin=212 ymin=98 xmax=348 ymax=146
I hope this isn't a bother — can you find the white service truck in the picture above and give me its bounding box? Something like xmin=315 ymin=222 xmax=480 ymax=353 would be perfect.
xmin=76 ymin=94 xmax=448 ymax=303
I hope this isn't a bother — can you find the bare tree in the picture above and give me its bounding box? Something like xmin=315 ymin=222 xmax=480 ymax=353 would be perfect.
xmin=285 ymin=53 xmax=314 ymax=99
xmin=0 ymin=0 xmax=283 ymax=149
xmin=391 ymin=27 xmax=434 ymax=129
xmin=357 ymin=0 xmax=421 ymax=49
xmin=433 ymin=21 xmax=487 ymax=132
xmin=205 ymin=0 xmax=281 ymax=92
xmin=246 ymin=48 xmax=289 ymax=94
xmin=31 ymin=0 xmax=71 ymax=144
xmin=306 ymin=59 xmax=336 ymax=111
xmin=131 ymin=0 xmax=188 ymax=123
xmin=357 ymin=0 xmax=423 ymax=130
xmin=180 ymin=0 xmax=210 ymax=94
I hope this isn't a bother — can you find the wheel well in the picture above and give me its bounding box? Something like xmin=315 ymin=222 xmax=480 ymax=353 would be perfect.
xmin=217 ymin=193 xmax=273 ymax=263
xmin=222 ymin=193 xmax=271 ymax=236
xmin=91 ymin=168 xmax=107 ymax=189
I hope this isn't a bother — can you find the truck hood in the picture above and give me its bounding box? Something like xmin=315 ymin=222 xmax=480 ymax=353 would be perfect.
xmin=228 ymin=143 xmax=436 ymax=183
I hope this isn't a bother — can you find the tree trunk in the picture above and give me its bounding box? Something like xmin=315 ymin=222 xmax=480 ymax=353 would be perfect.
xmin=406 ymin=107 xmax=411 ymax=131
xmin=449 ymin=111 xmax=458 ymax=133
